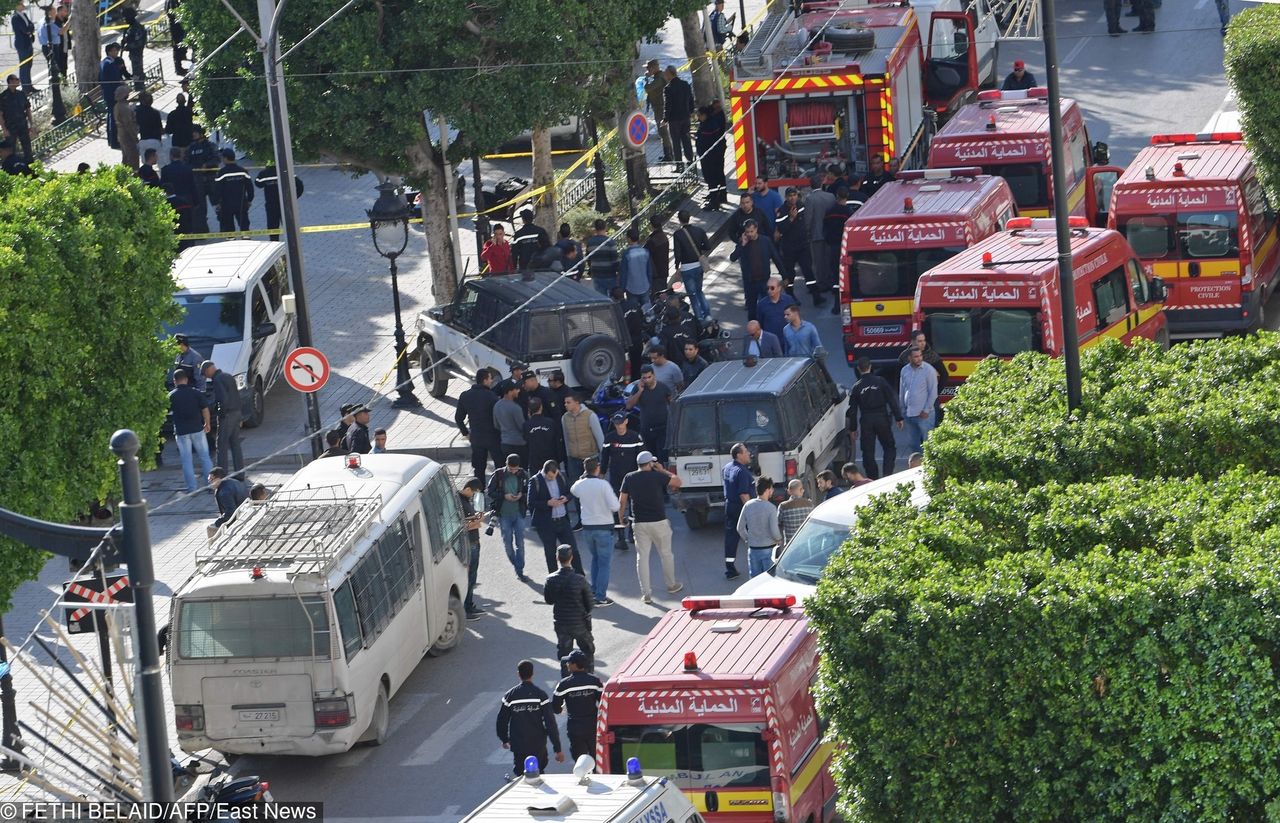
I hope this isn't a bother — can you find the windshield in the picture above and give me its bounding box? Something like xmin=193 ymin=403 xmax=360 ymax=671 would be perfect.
xmin=925 ymin=308 xmax=1040 ymax=357
xmin=851 ymin=247 xmax=966 ymax=299
xmin=774 ymin=517 xmax=851 ymax=584
xmin=985 ymin=163 xmax=1047 ymax=209
xmin=608 ymin=723 xmax=770 ymax=789
xmin=165 ymin=292 xmax=246 ymax=346
xmin=178 ymin=596 xmax=331 ymax=660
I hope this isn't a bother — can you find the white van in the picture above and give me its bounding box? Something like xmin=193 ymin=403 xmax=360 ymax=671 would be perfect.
xmin=165 ymin=241 xmax=297 ymax=427
xmin=168 ymin=454 xmax=470 ymax=757
xmin=734 ymin=467 xmax=928 ymax=600
xmin=462 ymin=756 xmax=702 ymax=823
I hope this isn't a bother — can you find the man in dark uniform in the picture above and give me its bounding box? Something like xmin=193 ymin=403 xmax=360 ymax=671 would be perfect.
xmin=162 ymin=147 xmax=199 ymax=242
xmin=512 ymin=209 xmax=550 ymax=271
xmin=661 ymin=66 xmax=695 ymax=171
xmin=544 ymin=545 xmax=595 ymax=674
xmin=343 ymin=405 xmax=372 ymax=454
xmin=601 ymin=412 xmax=643 ymax=550
xmin=523 ymin=400 xmax=559 ymax=478
xmin=773 ymin=187 xmax=820 ymax=306
xmin=0 ymin=138 xmax=30 ymax=176
xmin=254 ymin=165 xmax=304 ymax=241
xmin=0 ymin=74 xmax=32 ymax=163
xmin=1131 ymin=0 xmax=1155 ymax=31
xmin=496 ymin=659 xmax=565 ymax=777
xmin=846 ymin=357 xmax=903 ymax=480
xmin=456 ymin=369 xmax=501 ymax=482
xmin=185 ymin=124 xmax=219 ymax=234
xmin=212 ymin=148 xmax=253 ymax=232
xmin=119 ymin=6 xmax=147 ymax=91
xmin=545 ymin=369 xmax=572 ymax=457
xmin=859 ymin=155 xmax=896 ymax=199
xmin=552 ymin=650 xmax=603 ymax=761
xmin=201 ymin=360 xmax=245 ymax=479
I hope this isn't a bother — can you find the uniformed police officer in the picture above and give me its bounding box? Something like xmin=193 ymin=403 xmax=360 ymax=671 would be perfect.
xmin=512 ymin=209 xmax=550 ymax=272
xmin=552 ymin=650 xmax=604 ymax=761
xmin=212 ymin=148 xmax=254 ymax=233
xmin=846 ymin=356 xmax=903 ymax=480
xmin=497 ymin=659 xmax=565 ymax=776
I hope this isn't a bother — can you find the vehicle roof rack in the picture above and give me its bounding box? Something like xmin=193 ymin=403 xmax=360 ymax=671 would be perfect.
xmin=195 ymin=485 xmax=384 ymax=578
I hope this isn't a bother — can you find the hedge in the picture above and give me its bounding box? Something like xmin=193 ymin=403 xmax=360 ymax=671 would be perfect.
xmin=924 ymin=334 xmax=1280 ymax=492
xmin=807 ymin=470 xmax=1280 ymax=822
xmin=1226 ymin=5 xmax=1280 ymax=208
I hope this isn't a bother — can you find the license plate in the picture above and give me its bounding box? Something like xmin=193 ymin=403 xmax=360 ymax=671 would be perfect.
xmin=685 ymin=462 xmax=713 ymax=485
xmin=861 ymin=323 xmax=904 ymax=336
xmin=238 ymin=709 xmax=281 ymax=723
xmin=940 ymin=386 xmax=958 ymax=397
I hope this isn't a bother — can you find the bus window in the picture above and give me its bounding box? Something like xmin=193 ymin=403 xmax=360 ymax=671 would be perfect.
xmin=1178 ymin=211 xmax=1239 ymax=258
xmin=422 ymin=473 xmax=466 ymax=564
xmin=1119 ymin=215 xmax=1174 ymax=259
xmin=333 ymin=582 xmax=363 ymax=659
xmin=925 ymin=308 xmax=1039 ymax=356
xmin=178 ymin=596 xmax=331 ymax=660
xmin=609 ymin=723 xmax=771 ymax=789
xmin=986 ymin=163 xmax=1047 ymax=209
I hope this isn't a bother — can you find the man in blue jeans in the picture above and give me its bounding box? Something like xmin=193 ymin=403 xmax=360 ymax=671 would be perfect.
xmin=737 ymin=475 xmax=782 ymax=578
xmin=570 ymin=457 xmax=620 ymax=606
xmin=458 ymin=478 xmax=487 ymax=620
xmin=899 ymin=347 xmax=938 ymax=456
xmin=487 ymin=454 xmax=530 ymax=582
xmin=168 ymin=371 xmax=213 ymax=492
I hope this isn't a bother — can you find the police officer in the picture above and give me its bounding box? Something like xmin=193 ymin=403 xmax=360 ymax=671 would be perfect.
xmin=552 ymin=650 xmax=603 ymax=762
xmin=185 ymin=125 xmax=220 ymax=234
xmin=496 ymin=659 xmax=565 ymax=776
xmin=254 ymin=164 xmax=304 ymax=241
xmin=846 ymin=356 xmax=903 ymax=480
xmin=512 ymin=209 xmax=550 ymax=272
xmin=213 ymin=149 xmax=254 ymax=233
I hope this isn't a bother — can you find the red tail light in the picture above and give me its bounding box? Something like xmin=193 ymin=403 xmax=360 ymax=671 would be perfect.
xmin=175 ymin=704 xmax=204 ymax=732
xmin=314 ymin=695 xmax=353 ymax=728
xmin=903 ymin=197 xmax=914 ymax=213
xmin=785 ymin=458 xmax=797 ymax=478
xmin=1067 ymin=216 xmax=1089 ymax=228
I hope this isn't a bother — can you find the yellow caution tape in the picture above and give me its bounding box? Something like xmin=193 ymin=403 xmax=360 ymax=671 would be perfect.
xmin=481 ymin=148 xmax=585 ymax=160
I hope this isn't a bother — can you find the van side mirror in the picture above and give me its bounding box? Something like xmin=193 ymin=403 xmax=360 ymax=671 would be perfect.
xmin=1151 ymin=276 xmax=1168 ymax=302
xmin=1092 ymin=141 xmax=1110 ymax=165
xmin=252 ymin=321 xmax=277 ymax=340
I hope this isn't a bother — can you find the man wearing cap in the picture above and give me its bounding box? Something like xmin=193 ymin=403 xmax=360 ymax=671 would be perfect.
xmin=172 ymin=333 xmax=204 ymax=389
xmin=618 ymin=451 xmax=684 ymax=604
xmin=1001 ymin=60 xmax=1037 ymax=91
xmin=487 ymin=454 xmax=530 ymax=581
xmin=529 ymin=460 xmax=583 ymax=575
xmin=602 ymin=412 xmax=643 ymax=550
xmin=570 ymin=456 xmax=620 ymax=605
xmin=710 ymin=0 xmax=734 ymax=48
xmin=458 ymin=477 xmax=487 ymax=620
xmin=544 ymin=544 xmax=594 ymax=674
xmin=497 ymin=659 xmax=564 ymax=777
xmin=212 ymin=148 xmax=254 ymax=232
xmin=201 ymin=361 xmax=245 ymax=478
xmin=343 ymin=405 xmax=372 ymax=454
xmin=512 ymin=209 xmax=550 ymax=272
xmin=457 ymin=369 xmax=501 ymax=482
xmin=553 ymin=650 xmax=604 ymax=760
xmin=494 ymin=380 xmax=528 ymax=469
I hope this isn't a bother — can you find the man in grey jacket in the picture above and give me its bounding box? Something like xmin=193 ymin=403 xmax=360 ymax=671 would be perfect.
xmin=494 ymin=381 xmax=528 ymax=469
xmin=737 ymin=475 xmax=782 ymax=578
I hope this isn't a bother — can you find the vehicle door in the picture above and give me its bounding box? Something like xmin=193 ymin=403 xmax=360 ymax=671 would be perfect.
xmin=260 ymin=259 xmax=294 ymax=389
xmin=439 ymin=286 xmax=483 ymax=376
xmin=472 ymin=292 xmax=523 ymax=377
xmin=1085 ymin=166 xmax=1124 ymax=227
xmin=248 ymin=282 xmax=277 ymax=388
xmin=924 ymin=12 xmax=979 ymax=114
xmin=671 ymin=400 xmax=723 ymax=492
xmin=972 ymin=0 xmax=1000 ymax=85
xmin=420 ymin=472 xmax=468 ymax=642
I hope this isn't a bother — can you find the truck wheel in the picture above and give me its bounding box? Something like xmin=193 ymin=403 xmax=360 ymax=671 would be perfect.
xmin=427 ymin=595 xmax=465 ymax=656
xmin=572 ymin=334 xmax=626 ymax=387
xmin=242 ymin=377 xmax=265 ymax=428
xmin=684 ymin=508 xmax=709 ymax=530
xmin=821 ymin=21 xmax=875 ymax=51
xmin=420 ymin=338 xmax=449 ymax=398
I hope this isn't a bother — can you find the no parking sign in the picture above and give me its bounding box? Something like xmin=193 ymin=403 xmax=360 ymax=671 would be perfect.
xmin=624 ymin=111 xmax=650 ymax=149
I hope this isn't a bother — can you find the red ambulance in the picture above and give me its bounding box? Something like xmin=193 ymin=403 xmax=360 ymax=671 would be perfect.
xmin=597 ymin=595 xmax=835 ymax=823
xmin=840 ymin=167 xmax=1016 ymax=366
xmin=1108 ymin=132 xmax=1279 ymax=338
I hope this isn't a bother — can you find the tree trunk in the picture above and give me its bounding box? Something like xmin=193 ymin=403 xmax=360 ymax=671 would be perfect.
xmin=71 ymin=0 xmax=101 ymax=106
xmin=681 ymin=11 xmax=720 ymax=108
xmin=530 ymin=126 xmax=557 ymax=233
xmin=406 ymin=138 xmax=460 ymax=304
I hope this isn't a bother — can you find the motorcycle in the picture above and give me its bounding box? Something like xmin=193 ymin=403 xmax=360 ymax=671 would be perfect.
xmin=171 ymin=751 xmax=273 ymax=818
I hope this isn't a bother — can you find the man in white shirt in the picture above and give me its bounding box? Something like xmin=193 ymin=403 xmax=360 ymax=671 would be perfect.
xmin=569 ymin=457 xmax=621 ymax=606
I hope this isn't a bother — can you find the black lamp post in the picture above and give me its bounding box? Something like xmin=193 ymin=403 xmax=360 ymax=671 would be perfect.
xmin=368 ymin=181 xmax=422 ymax=409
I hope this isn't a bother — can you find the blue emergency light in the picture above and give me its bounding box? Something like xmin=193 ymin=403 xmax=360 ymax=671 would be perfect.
xmin=626 ymin=757 xmax=643 ymax=779
xmin=524 ymin=756 xmax=540 ymax=778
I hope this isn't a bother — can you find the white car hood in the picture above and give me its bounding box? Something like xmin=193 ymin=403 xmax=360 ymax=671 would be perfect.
xmin=210 ymin=340 xmax=247 ymax=377
xmin=732 ymin=571 xmax=816 ymax=601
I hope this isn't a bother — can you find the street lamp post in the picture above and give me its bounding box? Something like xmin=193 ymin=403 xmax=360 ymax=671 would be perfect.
xmin=368 ymin=182 xmax=422 ymax=409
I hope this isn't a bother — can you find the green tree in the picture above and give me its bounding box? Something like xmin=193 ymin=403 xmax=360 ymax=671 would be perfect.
xmin=0 ymin=168 xmax=178 ymax=612
xmin=179 ymin=0 xmax=701 ymax=302
xmin=1226 ymin=5 xmax=1280 ymax=203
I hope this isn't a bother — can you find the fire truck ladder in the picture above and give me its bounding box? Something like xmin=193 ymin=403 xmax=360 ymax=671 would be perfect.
xmin=737 ymin=4 xmax=798 ymax=77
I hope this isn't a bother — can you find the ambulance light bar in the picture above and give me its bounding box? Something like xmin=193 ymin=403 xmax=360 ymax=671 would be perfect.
xmin=1151 ymin=132 xmax=1242 ymax=145
xmin=1005 ymin=216 xmax=1089 ymax=231
xmin=896 ymin=167 xmax=983 ymax=181
xmin=977 ymin=87 xmax=1047 ymax=103
xmin=682 ymin=594 xmax=797 ymax=612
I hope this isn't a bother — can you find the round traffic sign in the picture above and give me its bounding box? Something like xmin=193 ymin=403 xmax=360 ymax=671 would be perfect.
xmin=624 ymin=110 xmax=650 ymax=150
xmin=283 ymin=346 xmax=331 ymax=393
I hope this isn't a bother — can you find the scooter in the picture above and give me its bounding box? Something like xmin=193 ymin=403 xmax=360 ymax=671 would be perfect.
xmin=171 ymin=751 xmax=273 ymax=817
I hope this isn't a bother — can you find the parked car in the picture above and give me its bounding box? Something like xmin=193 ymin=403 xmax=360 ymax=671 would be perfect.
xmin=669 ymin=355 xmax=850 ymax=529
xmin=164 ymin=241 xmax=297 ymax=428
xmin=413 ymin=272 xmax=630 ymax=397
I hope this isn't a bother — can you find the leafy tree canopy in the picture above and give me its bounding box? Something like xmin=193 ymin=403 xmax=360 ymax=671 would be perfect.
xmin=1226 ymin=5 xmax=1280 ymax=204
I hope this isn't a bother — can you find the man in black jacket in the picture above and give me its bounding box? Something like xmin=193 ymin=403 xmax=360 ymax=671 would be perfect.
xmin=695 ymin=104 xmax=727 ymax=209
xmin=529 ymin=461 xmax=583 ymax=575
xmin=488 ymin=456 xmax=530 ymax=580
xmin=120 ymin=6 xmax=147 ymax=90
xmin=343 ymin=406 xmax=372 ymax=453
xmin=552 ymin=650 xmax=603 ymax=759
xmin=496 ymin=659 xmax=564 ymax=776
xmin=10 ymin=1 xmax=34 ymax=93
xmin=201 ymin=360 xmax=244 ymax=478
xmin=511 ymin=209 xmax=550 ymax=271
xmin=255 ymin=164 xmax=304 ymax=241
xmin=208 ymin=466 xmax=247 ymax=537
xmin=661 ymin=66 xmax=695 ymax=170
xmin=456 ymin=369 xmax=501 ymax=481
xmin=212 ymin=148 xmax=253 ymax=232
xmin=162 ymin=147 xmax=198 ymax=240
xmin=775 ymin=187 xmax=823 ymax=306
xmin=165 ymin=94 xmax=194 ymax=151
xmin=185 ymin=124 xmax=218 ymax=233
xmin=846 ymin=357 xmax=903 ymax=479
xmin=544 ymin=545 xmax=595 ymax=676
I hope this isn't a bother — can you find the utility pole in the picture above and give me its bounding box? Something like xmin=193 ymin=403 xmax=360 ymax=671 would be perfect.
xmin=1040 ymin=0 xmax=1082 ymax=412
xmin=256 ymin=0 xmax=323 ymax=456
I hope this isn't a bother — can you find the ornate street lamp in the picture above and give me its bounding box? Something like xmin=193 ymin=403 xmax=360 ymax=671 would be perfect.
xmin=368 ymin=181 xmax=422 ymax=409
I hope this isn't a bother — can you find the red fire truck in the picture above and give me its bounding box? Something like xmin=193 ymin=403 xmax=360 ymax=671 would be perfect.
xmin=913 ymin=217 xmax=1168 ymax=399
xmin=1108 ymin=132 xmax=1279 ymax=338
xmin=927 ymin=88 xmax=1121 ymax=224
xmin=597 ymin=595 xmax=835 ymax=822
xmin=839 ymin=166 xmax=1016 ymax=366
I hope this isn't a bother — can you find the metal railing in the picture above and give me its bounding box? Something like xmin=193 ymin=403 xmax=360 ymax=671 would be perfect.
xmin=33 ymin=58 xmax=165 ymax=160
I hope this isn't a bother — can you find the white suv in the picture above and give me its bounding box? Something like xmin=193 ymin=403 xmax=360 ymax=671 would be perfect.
xmin=166 ymin=241 xmax=297 ymax=427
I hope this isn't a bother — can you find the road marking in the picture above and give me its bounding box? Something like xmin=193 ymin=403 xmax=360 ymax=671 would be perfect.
xmin=1062 ymin=36 xmax=1090 ymax=65
xmin=403 ymin=691 xmax=502 ymax=766
xmin=330 ymin=691 xmax=437 ymax=768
